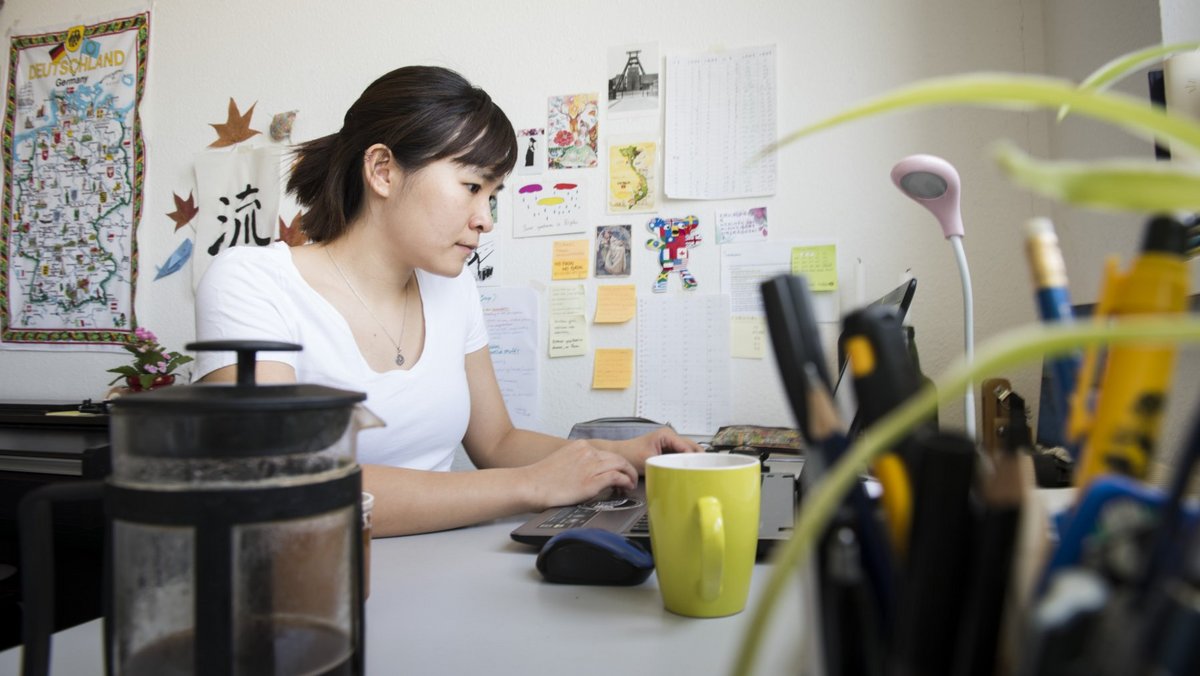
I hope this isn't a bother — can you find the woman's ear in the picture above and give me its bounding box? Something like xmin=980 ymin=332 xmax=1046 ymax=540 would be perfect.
xmin=362 ymin=144 xmax=397 ymax=198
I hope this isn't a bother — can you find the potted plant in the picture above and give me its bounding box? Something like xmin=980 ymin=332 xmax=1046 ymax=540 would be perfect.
xmin=106 ymin=326 xmax=194 ymax=391
xmin=733 ymin=42 xmax=1200 ymax=676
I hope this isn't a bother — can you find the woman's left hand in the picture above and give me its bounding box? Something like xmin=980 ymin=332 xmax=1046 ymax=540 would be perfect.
xmin=614 ymin=427 xmax=704 ymax=473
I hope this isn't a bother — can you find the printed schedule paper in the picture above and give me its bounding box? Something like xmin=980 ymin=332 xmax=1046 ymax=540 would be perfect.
xmin=664 ymin=45 xmax=777 ymax=199
xmin=635 ymin=294 xmax=732 ymax=435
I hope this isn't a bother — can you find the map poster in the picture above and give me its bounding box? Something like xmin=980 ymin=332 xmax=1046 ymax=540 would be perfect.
xmin=607 ymin=140 xmax=656 ymax=213
xmin=1 ymin=12 xmax=150 ymax=349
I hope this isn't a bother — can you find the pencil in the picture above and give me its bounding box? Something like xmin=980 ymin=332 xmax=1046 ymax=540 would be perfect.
xmin=891 ymin=431 xmax=977 ymax=676
xmin=803 ymin=364 xmax=895 ymax=653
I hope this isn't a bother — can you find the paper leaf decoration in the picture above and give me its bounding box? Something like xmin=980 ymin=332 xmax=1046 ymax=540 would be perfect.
xmin=167 ymin=191 xmax=199 ymax=231
xmin=277 ymin=212 xmax=307 ymax=247
xmin=209 ymin=98 xmax=261 ymax=148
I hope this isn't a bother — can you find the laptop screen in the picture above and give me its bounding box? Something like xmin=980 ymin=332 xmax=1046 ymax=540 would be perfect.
xmin=832 ymin=278 xmax=918 ymax=426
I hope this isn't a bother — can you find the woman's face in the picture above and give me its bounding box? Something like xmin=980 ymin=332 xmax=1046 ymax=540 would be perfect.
xmin=387 ymin=157 xmax=504 ymax=277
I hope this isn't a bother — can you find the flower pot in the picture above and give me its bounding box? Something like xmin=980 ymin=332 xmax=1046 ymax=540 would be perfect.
xmin=125 ymin=374 xmax=176 ymax=392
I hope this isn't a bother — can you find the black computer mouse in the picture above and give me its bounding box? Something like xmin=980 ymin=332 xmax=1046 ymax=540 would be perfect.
xmin=536 ymin=528 xmax=654 ymax=586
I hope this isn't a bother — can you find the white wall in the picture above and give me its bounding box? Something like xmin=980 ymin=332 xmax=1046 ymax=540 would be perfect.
xmin=0 ymin=0 xmax=1186 ymax=447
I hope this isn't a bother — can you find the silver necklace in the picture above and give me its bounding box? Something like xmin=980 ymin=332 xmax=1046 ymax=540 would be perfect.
xmin=326 ymin=247 xmax=412 ymax=367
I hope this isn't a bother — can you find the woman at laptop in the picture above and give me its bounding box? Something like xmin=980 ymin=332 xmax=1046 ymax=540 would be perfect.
xmin=193 ymin=66 xmax=701 ymax=536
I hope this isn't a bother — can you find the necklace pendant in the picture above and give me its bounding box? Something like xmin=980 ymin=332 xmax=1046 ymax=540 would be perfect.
xmin=395 ymin=351 xmax=406 ymax=367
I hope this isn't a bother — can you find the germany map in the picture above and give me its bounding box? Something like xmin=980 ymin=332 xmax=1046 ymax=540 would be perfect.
xmin=2 ymin=14 xmax=148 ymax=346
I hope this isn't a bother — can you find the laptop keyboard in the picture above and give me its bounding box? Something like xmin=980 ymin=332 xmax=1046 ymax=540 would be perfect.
xmin=537 ymin=495 xmax=645 ymax=530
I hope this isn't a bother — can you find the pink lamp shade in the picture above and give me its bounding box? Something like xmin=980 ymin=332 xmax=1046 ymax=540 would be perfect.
xmin=891 ymin=154 xmax=964 ymax=239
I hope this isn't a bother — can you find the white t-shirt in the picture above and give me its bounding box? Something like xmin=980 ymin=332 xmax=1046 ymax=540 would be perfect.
xmin=193 ymin=241 xmax=489 ymax=471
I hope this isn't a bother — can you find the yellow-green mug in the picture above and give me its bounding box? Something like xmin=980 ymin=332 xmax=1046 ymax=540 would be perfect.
xmin=645 ymin=453 xmax=760 ymax=617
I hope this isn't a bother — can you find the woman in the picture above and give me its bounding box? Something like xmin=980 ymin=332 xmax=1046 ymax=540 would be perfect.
xmin=193 ymin=66 xmax=700 ymax=537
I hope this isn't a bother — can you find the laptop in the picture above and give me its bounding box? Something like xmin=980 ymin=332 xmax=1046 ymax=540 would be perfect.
xmin=511 ymin=278 xmax=917 ymax=558
xmin=509 ymin=464 xmax=801 ymax=558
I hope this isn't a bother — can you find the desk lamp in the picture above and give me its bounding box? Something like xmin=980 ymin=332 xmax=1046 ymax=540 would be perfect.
xmin=890 ymin=154 xmax=976 ymax=440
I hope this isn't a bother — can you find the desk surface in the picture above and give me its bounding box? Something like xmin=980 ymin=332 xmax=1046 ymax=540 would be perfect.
xmin=0 ymin=516 xmax=808 ymax=675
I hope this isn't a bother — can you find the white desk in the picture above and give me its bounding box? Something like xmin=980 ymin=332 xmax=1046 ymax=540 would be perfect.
xmin=0 ymin=516 xmax=808 ymax=675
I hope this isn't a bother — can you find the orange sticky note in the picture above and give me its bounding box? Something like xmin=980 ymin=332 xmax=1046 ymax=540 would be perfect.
xmin=594 ymin=284 xmax=636 ymax=323
xmin=552 ymin=239 xmax=589 ymax=280
xmin=592 ymin=348 xmax=634 ymax=389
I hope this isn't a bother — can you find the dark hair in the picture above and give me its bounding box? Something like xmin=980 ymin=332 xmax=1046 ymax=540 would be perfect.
xmin=288 ymin=66 xmax=517 ymax=242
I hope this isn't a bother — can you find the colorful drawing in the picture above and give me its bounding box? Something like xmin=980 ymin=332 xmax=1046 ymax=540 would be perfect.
xmin=513 ymin=180 xmax=587 ymax=238
xmin=645 ymin=216 xmax=702 ymax=292
xmin=547 ymin=93 xmax=599 ymax=169
xmin=608 ymin=142 xmax=656 ymax=213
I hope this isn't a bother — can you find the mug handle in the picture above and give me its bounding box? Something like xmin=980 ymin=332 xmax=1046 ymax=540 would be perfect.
xmin=696 ymin=496 xmax=725 ymax=602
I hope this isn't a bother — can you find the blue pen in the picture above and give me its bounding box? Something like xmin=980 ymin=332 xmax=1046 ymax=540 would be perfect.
xmin=1024 ymin=217 xmax=1082 ymax=457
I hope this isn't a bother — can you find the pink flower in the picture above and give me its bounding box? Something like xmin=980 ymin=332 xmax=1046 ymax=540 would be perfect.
xmin=134 ymin=327 xmax=156 ymax=343
xmin=145 ymin=364 xmax=159 ymax=374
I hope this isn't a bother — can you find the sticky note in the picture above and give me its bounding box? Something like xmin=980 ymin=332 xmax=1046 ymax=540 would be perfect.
xmin=552 ymin=239 xmax=589 ymax=280
xmin=592 ymin=348 xmax=634 ymax=389
xmin=594 ymin=284 xmax=636 ymax=323
xmin=791 ymin=244 xmax=837 ymax=291
xmin=731 ymin=315 xmax=766 ymax=359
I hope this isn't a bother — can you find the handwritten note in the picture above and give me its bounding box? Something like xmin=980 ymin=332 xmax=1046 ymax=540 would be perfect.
xmin=480 ymin=288 xmax=539 ymax=427
xmin=731 ymin=315 xmax=766 ymax=359
xmin=592 ymin=348 xmax=634 ymax=389
xmin=594 ymin=284 xmax=636 ymax=323
xmin=552 ymin=239 xmax=589 ymax=280
xmin=716 ymin=207 xmax=769 ymax=244
xmin=549 ymin=285 xmax=587 ymax=358
xmin=791 ymin=244 xmax=838 ymax=291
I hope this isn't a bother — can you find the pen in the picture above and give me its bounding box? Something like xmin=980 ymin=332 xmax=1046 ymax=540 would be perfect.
xmin=1023 ymin=217 xmax=1082 ymax=456
xmin=818 ymin=513 xmax=885 ymax=676
xmin=803 ymin=363 xmax=895 ymax=642
xmin=891 ymin=431 xmax=978 ymax=676
xmin=1073 ymin=215 xmax=1190 ymax=488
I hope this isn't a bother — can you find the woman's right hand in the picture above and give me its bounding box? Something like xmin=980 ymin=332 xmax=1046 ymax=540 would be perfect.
xmin=523 ymin=440 xmax=638 ymax=510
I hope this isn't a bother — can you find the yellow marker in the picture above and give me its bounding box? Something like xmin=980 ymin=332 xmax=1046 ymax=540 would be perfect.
xmin=873 ymin=452 xmax=912 ymax=558
xmin=1074 ymin=216 xmax=1189 ymax=487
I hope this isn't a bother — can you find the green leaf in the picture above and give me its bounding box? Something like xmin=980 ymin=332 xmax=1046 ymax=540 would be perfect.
xmin=768 ymin=73 xmax=1200 ymax=159
xmin=994 ymin=141 xmax=1200 ymax=212
xmin=733 ymin=316 xmax=1200 ymax=676
xmin=1058 ymin=42 xmax=1200 ymax=121
xmin=106 ymin=365 xmax=139 ymax=378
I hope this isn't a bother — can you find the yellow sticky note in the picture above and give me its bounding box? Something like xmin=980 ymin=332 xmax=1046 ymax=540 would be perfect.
xmin=592 ymin=348 xmax=634 ymax=389
xmin=791 ymin=244 xmax=838 ymax=291
xmin=552 ymin=239 xmax=589 ymax=280
xmin=594 ymin=284 xmax=636 ymax=323
xmin=731 ymin=315 xmax=766 ymax=359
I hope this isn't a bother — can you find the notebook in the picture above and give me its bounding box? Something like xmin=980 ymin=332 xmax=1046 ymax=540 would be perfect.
xmin=509 ymin=462 xmax=801 ymax=558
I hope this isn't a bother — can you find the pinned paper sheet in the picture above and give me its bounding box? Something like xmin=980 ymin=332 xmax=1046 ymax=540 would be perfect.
xmin=716 ymin=207 xmax=768 ymax=244
xmin=731 ymin=315 xmax=767 ymax=359
xmin=480 ymin=288 xmax=539 ymax=428
xmin=592 ymin=348 xmax=634 ymax=389
xmin=549 ymin=285 xmax=587 ymax=358
xmin=791 ymin=244 xmax=838 ymax=291
xmin=594 ymin=284 xmax=636 ymax=323
xmin=552 ymin=239 xmax=589 ymax=280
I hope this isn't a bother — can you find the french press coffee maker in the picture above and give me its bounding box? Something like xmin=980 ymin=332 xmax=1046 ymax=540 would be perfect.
xmin=21 ymin=340 xmax=378 ymax=676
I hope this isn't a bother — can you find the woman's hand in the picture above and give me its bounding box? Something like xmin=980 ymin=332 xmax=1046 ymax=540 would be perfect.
xmin=522 ymin=440 xmax=639 ymax=510
xmin=612 ymin=427 xmax=705 ymax=473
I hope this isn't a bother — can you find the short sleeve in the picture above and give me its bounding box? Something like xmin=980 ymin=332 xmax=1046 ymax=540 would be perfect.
xmin=460 ymin=270 xmax=489 ymax=354
xmin=192 ymin=247 xmax=299 ymax=379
